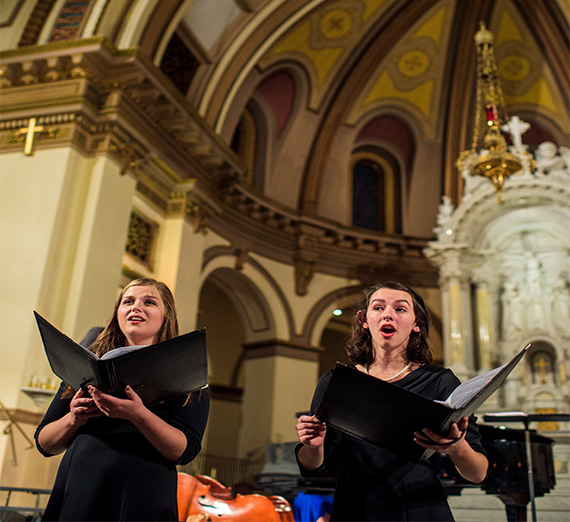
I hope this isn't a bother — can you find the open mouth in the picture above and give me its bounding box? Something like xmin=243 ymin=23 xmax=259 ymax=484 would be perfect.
xmin=128 ymin=316 xmax=145 ymax=323
xmin=380 ymin=324 xmax=395 ymax=334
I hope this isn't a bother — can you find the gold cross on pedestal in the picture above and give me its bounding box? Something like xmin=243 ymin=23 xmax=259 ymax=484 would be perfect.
xmin=18 ymin=117 xmax=44 ymax=155
xmin=534 ymin=356 xmax=551 ymax=384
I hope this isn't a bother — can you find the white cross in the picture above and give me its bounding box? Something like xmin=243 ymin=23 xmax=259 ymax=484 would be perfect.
xmin=502 ymin=115 xmax=530 ymax=151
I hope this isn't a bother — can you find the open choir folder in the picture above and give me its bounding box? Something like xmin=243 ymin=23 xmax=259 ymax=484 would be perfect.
xmin=34 ymin=311 xmax=208 ymax=405
xmin=315 ymin=345 xmax=529 ymax=461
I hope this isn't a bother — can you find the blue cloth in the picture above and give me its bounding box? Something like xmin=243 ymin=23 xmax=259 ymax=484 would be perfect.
xmin=293 ymin=491 xmax=334 ymax=522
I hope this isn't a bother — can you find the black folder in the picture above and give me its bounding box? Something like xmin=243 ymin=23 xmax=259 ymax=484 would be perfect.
xmin=315 ymin=345 xmax=528 ymax=461
xmin=34 ymin=311 xmax=208 ymax=405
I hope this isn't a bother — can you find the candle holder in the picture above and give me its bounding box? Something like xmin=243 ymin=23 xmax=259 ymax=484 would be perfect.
xmin=20 ymin=386 xmax=55 ymax=406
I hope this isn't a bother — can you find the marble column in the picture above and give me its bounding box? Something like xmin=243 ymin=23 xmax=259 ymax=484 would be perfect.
xmin=428 ymin=246 xmax=472 ymax=380
xmin=155 ymin=186 xmax=209 ymax=334
xmin=473 ymin=280 xmax=493 ymax=370
xmin=238 ymin=340 xmax=322 ymax=459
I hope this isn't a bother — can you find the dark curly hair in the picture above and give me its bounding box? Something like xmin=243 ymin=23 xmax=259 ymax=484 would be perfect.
xmin=346 ymin=281 xmax=433 ymax=368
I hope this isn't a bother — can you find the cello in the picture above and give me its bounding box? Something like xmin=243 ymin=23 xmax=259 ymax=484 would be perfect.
xmin=177 ymin=473 xmax=294 ymax=522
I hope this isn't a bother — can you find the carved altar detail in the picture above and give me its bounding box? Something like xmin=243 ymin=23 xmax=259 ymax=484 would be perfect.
xmin=426 ymin=140 xmax=570 ymax=415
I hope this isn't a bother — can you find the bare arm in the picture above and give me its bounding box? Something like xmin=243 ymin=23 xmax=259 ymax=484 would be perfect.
xmin=446 ymin=438 xmax=488 ymax=484
xmin=295 ymin=414 xmax=327 ymax=471
xmin=414 ymin=416 xmax=489 ymax=484
xmin=88 ymin=385 xmax=187 ymax=462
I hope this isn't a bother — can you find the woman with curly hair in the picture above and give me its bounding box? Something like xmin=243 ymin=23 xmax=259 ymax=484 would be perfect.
xmin=36 ymin=278 xmax=210 ymax=521
xmin=295 ymin=281 xmax=488 ymax=521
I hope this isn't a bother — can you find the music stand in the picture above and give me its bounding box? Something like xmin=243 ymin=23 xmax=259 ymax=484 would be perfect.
xmin=483 ymin=412 xmax=570 ymax=522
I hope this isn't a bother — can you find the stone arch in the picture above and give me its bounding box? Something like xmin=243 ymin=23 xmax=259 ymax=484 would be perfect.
xmin=200 ymin=248 xmax=292 ymax=340
xmin=301 ymin=284 xmax=361 ymax=346
xmin=354 ymin=112 xmax=418 ymax=163
xmin=196 ymin=265 xmax=276 ymax=458
xmin=300 ymin=284 xmax=360 ymax=375
xmin=527 ymin=342 xmax=557 ymax=386
xmin=353 ymin=109 xmax=421 ymax=194
xmin=254 ymin=69 xmax=297 ymax=139
xmin=301 ymin=282 xmax=444 ymax=375
xmin=219 ymin=62 xmax=309 ymax=142
xmin=199 ymin=266 xmax=274 ymax=341
xmin=235 ymin=96 xmax=273 ymax=191
xmin=449 ymin=178 xmax=570 ymax=248
xmin=228 ymin=64 xmax=312 ymax=206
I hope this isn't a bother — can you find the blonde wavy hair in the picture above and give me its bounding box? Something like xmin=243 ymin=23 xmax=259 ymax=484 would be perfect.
xmin=91 ymin=278 xmax=179 ymax=358
xmin=62 ymin=278 xmax=179 ymax=398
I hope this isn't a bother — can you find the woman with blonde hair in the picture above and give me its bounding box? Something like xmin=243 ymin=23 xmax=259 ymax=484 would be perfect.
xmin=36 ymin=278 xmax=210 ymax=521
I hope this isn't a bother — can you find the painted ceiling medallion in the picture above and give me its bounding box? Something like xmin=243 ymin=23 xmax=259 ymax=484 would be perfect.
xmin=309 ymin=3 xmax=364 ymax=49
xmin=397 ymin=50 xmax=430 ymax=78
xmin=320 ymin=8 xmax=353 ymax=40
xmin=498 ymin=55 xmax=530 ymax=82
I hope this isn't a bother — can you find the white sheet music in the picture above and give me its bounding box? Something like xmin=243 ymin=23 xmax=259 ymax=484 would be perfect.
xmin=100 ymin=345 xmax=146 ymax=360
xmin=433 ymin=362 xmax=509 ymax=410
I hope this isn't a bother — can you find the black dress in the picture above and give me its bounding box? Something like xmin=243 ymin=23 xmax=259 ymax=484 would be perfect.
xmin=296 ymin=365 xmax=486 ymax=522
xmin=35 ymin=383 xmax=210 ymax=521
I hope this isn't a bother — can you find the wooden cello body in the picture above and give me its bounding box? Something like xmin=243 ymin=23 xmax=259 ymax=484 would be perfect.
xmin=177 ymin=473 xmax=294 ymax=522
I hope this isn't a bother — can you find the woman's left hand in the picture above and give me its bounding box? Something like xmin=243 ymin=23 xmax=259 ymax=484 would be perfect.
xmin=87 ymin=385 xmax=145 ymax=421
xmin=89 ymin=385 xmax=187 ymax=461
xmin=413 ymin=416 xmax=468 ymax=455
xmin=415 ymin=416 xmax=489 ymax=483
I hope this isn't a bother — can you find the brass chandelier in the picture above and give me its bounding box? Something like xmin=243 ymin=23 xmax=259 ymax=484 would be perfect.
xmin=457 ymin=23 xmax=523 ymax=203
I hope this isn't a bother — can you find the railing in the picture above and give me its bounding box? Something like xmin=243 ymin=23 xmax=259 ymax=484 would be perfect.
xmin=178 ymin=453 xmax=259 ymax=490
xmin=0 ymin=456 xmax=258 ymax=520
xmin=0 ymin=486 xmax=51 ymax=522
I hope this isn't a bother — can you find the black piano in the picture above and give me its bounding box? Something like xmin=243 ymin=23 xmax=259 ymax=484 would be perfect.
xmin=438 ymin=424 xmax=556 ymax=522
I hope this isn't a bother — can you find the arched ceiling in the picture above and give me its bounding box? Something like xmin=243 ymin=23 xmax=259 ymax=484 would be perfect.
xmin=173 ymin=0 xmax=569 ymax=214
xmin=177 ymin=2 xmax=569 ymax=127
xmin=2 ymin=0 xmax=569 ymax=237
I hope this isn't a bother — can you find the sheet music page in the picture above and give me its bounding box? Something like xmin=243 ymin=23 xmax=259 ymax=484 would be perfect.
xmin=437 ymin=362 xmax=509 ymax=409
xmin=100 ymin=345 xmax=146 ymax=360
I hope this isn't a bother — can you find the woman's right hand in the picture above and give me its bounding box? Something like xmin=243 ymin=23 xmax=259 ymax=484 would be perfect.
xmin=296 ymin=414 xmax=326 ymax=447
xmin=37 ymin=388 xmax=100 ymax=456
xmin=69 ymin=388 xmax=100 ymax=425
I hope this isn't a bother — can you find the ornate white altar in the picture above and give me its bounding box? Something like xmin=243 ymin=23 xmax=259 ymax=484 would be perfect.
xmin=425 ymin=138 xmax=570 ymax=416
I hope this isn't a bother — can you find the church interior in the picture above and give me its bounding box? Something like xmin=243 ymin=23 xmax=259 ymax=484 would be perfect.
xmin=1 ymin=0 xmax=569 ymax=520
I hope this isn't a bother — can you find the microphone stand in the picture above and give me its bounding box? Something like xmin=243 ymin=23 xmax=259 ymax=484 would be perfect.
xmin=483 ymin=412 xmax=570 ymax=522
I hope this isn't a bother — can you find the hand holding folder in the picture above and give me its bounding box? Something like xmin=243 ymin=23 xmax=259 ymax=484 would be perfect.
xmin=315 ymin=345 xmax=529 ymax=460
xmin=34 ymin=311 xmax=208 ymax=406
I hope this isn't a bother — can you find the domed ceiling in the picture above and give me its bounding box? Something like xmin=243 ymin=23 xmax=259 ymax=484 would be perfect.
xmin=167 ymin=0 xmax=568 ymax=235
xmin=2 ymin=0 xmax=568 ymax=243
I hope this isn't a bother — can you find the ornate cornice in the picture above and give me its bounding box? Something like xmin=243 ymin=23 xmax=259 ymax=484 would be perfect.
xmin=0 ymin=37 xmax=244 ymax=182
xmin=425 ymin=172 xmax=570 ymax=287
xmin=191 ymin=181 xmax=437 ymax=287
xmin=434 ymin=175 xmax=570 ymax=248
xmin=0 ymin=37 xmax=437 ymax=287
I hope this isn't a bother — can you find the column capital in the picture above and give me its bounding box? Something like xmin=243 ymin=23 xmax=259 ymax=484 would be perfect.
xmin=424 ymin=243 xmax=470 ymax=281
